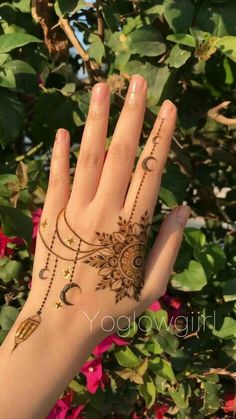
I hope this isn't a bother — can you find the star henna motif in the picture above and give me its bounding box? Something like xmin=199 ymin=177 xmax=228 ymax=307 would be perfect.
xmin=66 ymin=236 xmax=75 ymax=246
xmin=41 ymin=219 xmax=48 ymax=228
xmin=62 ymin=266 xmax=73 ymax=280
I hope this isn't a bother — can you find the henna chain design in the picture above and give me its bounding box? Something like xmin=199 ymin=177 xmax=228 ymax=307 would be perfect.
xmin=129 ymin=117 xmax=164 ymax=223
xmin=12 ymin=117 xmax=165 ymax=351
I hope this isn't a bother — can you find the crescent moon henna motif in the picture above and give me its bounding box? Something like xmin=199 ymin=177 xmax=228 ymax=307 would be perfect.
xmin=142 ymin=156 xmax=157 ymax=172
xmin=152 ymin=135 xmax=160 ymax=145
xmin=60 ymin=282 xmax=82 ymax=306
xmin=39 ymin=268 xmax=50 ymax=280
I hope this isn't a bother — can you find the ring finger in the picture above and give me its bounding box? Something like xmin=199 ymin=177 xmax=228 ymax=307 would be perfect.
xmin=124 ymin=100 xmax=176 ymax=223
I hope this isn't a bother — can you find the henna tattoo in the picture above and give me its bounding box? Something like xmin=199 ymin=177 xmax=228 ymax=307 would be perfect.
xmin=12 ymin=256 xmax=58 ymax=352
xmin=60 ymin=282 xmax=82 ymax=306
xmin=12 ymin=314 xmax=41 ymax=351
xmin=55 ymin=301 xmax=63 ymax=310
xmin=39 ymin=229 xmax=56 ymax=280
xmin=12 ymin=117 xmax=165 ymax=351
xmin=83 ymin=212 xmax=150 ymax=303
xmin=66 ymin=236 xmax=75 ymax=246
xmin=142 ymin=156 xmax=157 ymax=172
xmin=41 ymin=219 xmax=48 ymax=228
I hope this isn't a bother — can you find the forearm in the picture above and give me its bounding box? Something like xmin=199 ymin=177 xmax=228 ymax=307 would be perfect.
xmin=0 ymin=303 xmax=97 ymax=419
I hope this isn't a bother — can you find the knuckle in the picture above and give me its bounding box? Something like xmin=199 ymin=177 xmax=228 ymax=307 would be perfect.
xmin=88 ymin=108 xmax=103 ymax=122
xmin=109 ymin=142 xmax=132 ymax=163
xmin=49 ymin=175 xmax=68 ymax=188
xmin=79 ymin=149 xmax=101 ymax=168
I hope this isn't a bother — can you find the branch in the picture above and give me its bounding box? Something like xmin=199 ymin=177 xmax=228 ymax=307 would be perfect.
xmin=207 ymin=101 xmax=236 ymax=126
xmin=59 ymin=17 xmax=96 ymax=83
xmin=96 ymin=1 xmax=104 ymax=40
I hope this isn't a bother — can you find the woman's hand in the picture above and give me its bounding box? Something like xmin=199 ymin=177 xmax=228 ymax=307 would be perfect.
xmin=0 ymin=75 xmax=190 ymax=419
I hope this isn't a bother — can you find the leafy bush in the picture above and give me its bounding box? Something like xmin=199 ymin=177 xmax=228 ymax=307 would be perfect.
xmin=0 ymin=0 xmax=236 ymax=417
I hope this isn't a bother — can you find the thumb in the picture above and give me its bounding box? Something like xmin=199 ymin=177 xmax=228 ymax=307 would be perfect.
xmin=142 ymin=205 xmax=191 ymax=304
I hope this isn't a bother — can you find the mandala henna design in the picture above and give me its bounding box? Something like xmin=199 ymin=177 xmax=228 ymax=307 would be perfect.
xmin=83 ymin=212 xmax=150 ymax=303
xmin=12 ymin=117 xmax=165 ymax=351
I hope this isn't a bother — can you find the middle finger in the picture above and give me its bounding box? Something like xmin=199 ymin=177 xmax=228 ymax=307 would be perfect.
xmin=94 ymin=75 xmax=147 ymax=209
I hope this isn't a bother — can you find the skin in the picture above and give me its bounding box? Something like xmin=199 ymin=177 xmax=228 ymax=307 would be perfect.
xmin=0 ymin=75 xmax=191 ymax=419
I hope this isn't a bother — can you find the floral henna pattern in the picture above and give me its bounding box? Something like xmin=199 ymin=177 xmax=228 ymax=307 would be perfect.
xmin=83 ymin=212 xmax=150 ymax=303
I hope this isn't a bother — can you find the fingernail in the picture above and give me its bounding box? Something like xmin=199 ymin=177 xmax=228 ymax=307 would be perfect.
xmin=56 ymin=128 xmax=69 ymax=142
xmin=176 ymin=206 xmax=191 ymax=227
xmin=92 ymin=83 xmax=109 ymax=104
xmin=159 ymin=100 xmax=175 ymax=119
xmin=129 ymin=75 xmax=145 ymax=95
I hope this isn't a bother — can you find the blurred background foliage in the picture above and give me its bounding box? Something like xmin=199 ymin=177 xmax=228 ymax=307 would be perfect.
xmin=0 ymin=0 xmax=236 ymax=417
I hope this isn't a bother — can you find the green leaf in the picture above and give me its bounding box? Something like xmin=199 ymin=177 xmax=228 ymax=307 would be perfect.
xmin=0 ymin=260 xmax=22 ymax=283
xmin=0 ymin=305 xmax=19 ymax=330
xmin=168 ymin=383 xmax=191 ymax=409
xmin=118 ymin=321 xmax=138 ymax=338
xmin=88 ymin=36 xmax=105 ymax=64
xmin=0 ymin=87 xmax=24 ymax=147
xmin=0 ymin=33 xmax=41 ymax=54
xmin=0 ymin=69 xmax=16 ymax=89
xmin=223 ymin=279 xmax=236 ymax=302
xmin=141 ymin=309 xmax=168 ymax=332
xmin=4 ymin=60 xmax=38 ymax=95
xmin=167 ymin=34 xmax=196 ymax=47
xmin=167 ymin=44 xmax=191 ymax=68
xmin=163 ymin=0 xmax=195 ymax=33
xmin=205 ymin=244 xmax=226 ymax=273
xmin=150 ymin=358 xmax=176 ymax=382
xmin=216 ymin=36 xmax=236 ymax=63
xmin=195 ymin=0 xmax=236 ymax=37
xmin=184 ymin=228 xmax=206 ymax=249
xmin=157 ymin=330 xmax=179 ymax=354
xmin=145 ymin=337 xmax=163 ymax=355
xmin=0 ymin=205 xmax=32 ymax=249
xmin=115 ymin=346 xmax=139 ymax=368
xmin=171 ymin=260 xmax=207 ymax=291
xmin=200 ymin=382 xmax=221 ymax=415
xmin=160 ymin=164 xmax=188 ymax=207
xmin=54 ymin=0 xmax=86 ymax=16
xmin=13 ymin=0 xmax=31 ymax=13
xmin=213 ymin=317 xmax=236 ymax=339
xmin=69 ymin=379 xmax=85 ymax=393
xmin=138 ymin=375 xmax=156 ymax=409
xmin=129 ymin=26 xmax=166 ymax=57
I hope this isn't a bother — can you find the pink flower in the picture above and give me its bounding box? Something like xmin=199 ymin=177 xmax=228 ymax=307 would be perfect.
xmin=154 ymin=403 xmax=169 ymax=419
xmin=47 ymin=391 xmax=84 ymax=419
xmin=32 ymin=208 xmax=42 ymax=239
xmin=162 ymin=293 xmax=182 ymax=310
xmin=0 ymin=229 xmax=23 ymax=257
xmin=93 ymin=334 xmax=128 ymax=357
xmin=148 ymin=300 xmax=161 ymax=312
xmin=68 ymin=404 xmax=85 ymax=419
xmin=80 ymin=357 xmax=104 ymax=394
xmin=47 ymin=391 xmax=73 ymax=419
xmin=223 ymin=392 xmax=236 ymax=413
xmin=31 ymin=208 xmax=42 ymax=253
